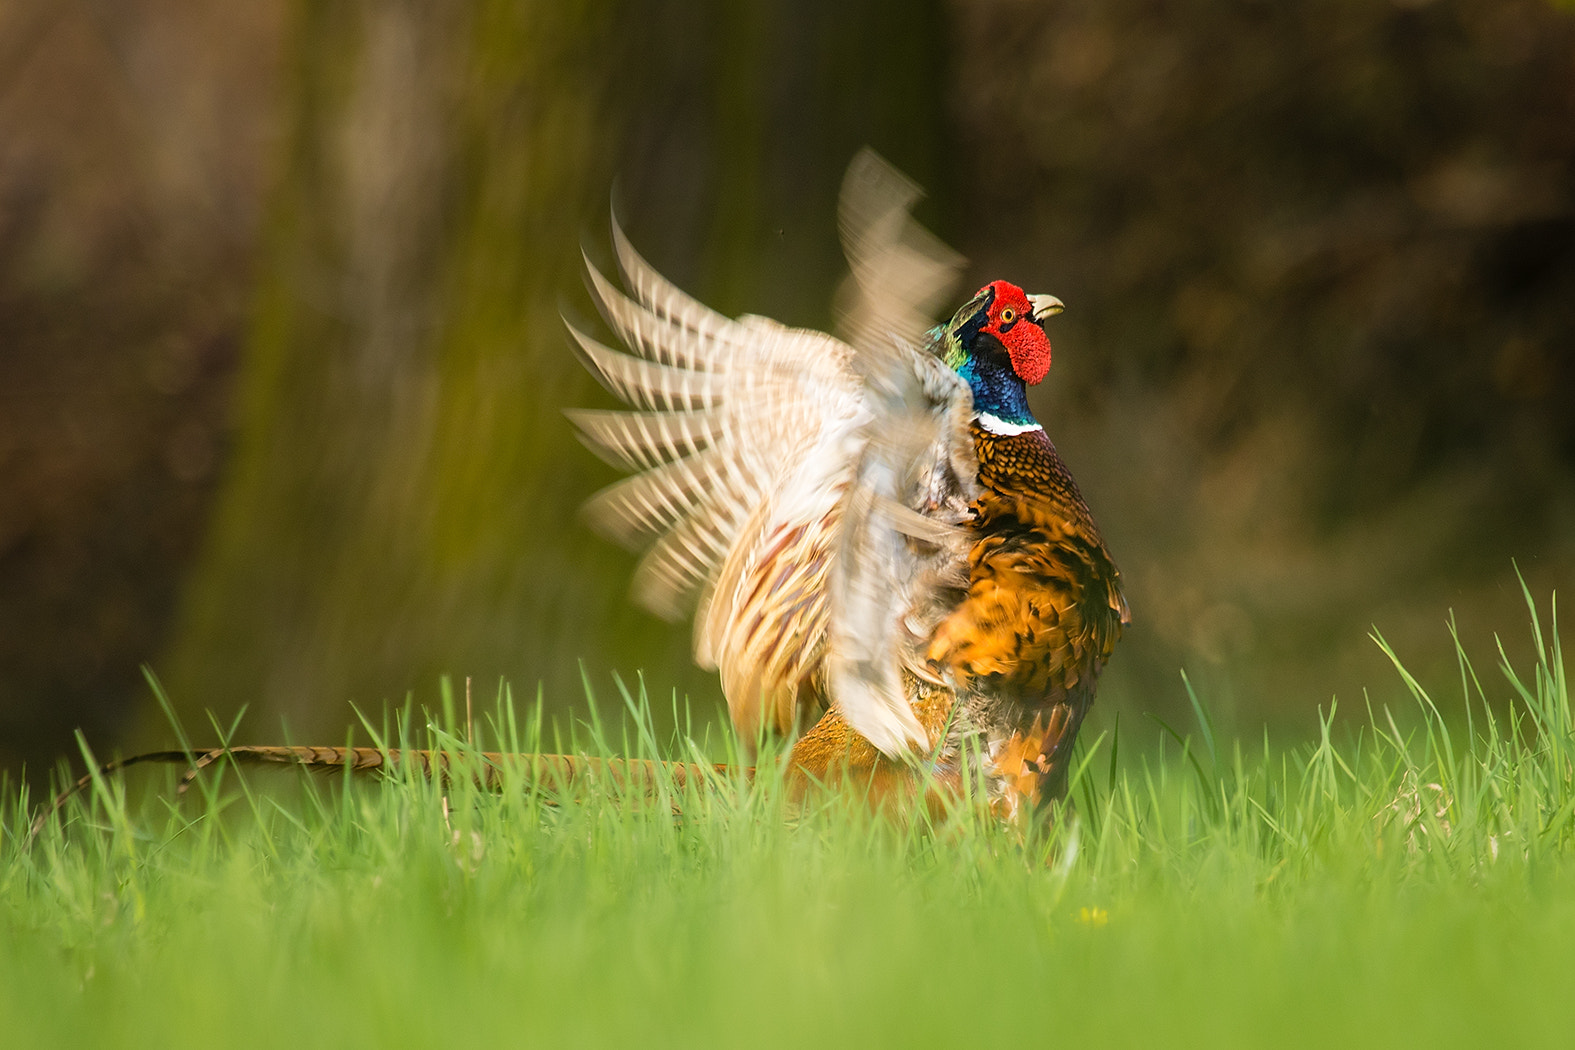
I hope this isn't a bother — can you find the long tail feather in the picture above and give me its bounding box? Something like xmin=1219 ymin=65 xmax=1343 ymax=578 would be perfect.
xmin=30 ymin=746 xmax=744 ymax=841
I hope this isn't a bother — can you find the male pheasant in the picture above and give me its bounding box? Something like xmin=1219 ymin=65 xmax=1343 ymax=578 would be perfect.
xmin=569 ymin=152 xmax=1128 ymax=819
xmin=34 ymin=153 xmax=1126 ymax=833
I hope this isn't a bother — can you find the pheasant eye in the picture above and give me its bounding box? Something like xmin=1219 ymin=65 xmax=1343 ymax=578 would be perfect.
xmin=999 ymin=307 xmax=1016 ymax=324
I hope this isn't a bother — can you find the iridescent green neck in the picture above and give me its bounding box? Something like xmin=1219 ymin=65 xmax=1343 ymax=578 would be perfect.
xmin=930 ymin=320 xmax=1041 ymax=434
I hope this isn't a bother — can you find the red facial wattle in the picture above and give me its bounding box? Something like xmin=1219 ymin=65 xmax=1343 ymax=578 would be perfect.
xmin=1001 ymin=317 xmax=1051 ymax=385
xmin=982 ymin=280 xmax=1053 ymax=385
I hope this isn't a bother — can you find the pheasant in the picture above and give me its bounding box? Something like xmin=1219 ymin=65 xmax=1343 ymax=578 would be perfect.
xmin=569 ymin=151 xmax=1128 ymax=819
xmin=33 ymin=152 xmax=1125 ymax=833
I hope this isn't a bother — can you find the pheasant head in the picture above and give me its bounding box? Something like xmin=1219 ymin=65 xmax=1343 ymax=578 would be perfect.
xmin=936 ymin=280 xmax=1063 ymax=433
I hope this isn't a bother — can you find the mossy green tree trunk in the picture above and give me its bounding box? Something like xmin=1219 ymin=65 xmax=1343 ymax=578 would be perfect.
xmin=157 ymin=0 xmax=948 ymax=745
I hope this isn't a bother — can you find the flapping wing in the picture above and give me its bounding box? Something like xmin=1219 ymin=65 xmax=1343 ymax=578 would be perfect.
xmin=570 ymin=222 xmax=866 ymax=739
xmin=571 ymin=150 xmax=975 ymax=758
xmin=822 ymin=151 xmax=976 ymax=757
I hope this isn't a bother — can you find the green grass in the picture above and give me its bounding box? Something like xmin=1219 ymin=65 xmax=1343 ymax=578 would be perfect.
xmin=4 ymin=585 xmax=1574 ymax=1048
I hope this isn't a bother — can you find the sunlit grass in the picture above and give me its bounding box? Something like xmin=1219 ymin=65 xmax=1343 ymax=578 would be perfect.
xmin=3 ymin=582 xmax=1573 ymax=1047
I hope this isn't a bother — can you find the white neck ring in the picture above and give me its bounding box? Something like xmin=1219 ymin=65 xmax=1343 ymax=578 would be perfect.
xmin=976 ymin=412 xmax=1043 ymax=436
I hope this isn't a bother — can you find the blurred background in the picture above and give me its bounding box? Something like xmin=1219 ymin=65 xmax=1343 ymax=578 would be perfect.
xmin=2 ymin=0 xmax=1573 ymax=783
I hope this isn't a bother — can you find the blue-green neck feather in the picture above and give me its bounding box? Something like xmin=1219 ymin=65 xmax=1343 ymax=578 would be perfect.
xmin=927 ymin=299 xmax=1039 ymax=429
xmin=953 ymin=352 xmax=1036 ymax=427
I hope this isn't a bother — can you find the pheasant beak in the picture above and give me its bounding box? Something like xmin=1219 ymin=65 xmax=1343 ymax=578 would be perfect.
xmin=1029 ymin=294 xmax=1065 ymax=321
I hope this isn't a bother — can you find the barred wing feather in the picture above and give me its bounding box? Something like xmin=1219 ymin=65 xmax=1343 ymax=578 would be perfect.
xmin=572 ymin=150 xmax=975 ymax=758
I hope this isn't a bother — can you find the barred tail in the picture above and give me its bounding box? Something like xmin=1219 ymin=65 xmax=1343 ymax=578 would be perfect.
xmin=31 ymin=746 xmax=742 ymax=840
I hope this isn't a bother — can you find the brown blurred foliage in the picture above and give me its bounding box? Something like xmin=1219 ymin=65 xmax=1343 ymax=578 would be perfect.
xmin=0 ymin=1 xmax=281 ymax=772
xmin=949 ymin=0 xmax=1575 ymax=721
xmin=1 ymin=0 xmax=1572 ymax=779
